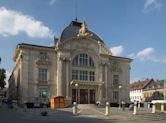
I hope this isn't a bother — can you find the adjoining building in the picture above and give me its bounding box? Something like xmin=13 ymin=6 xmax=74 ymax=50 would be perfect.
xmin=130 ymin=79 xmax=152 ymax=103
xmin=8 ymin=20 xmax=132 ymax=106
xmin=143 ymin=79 xmax=166 ymax=102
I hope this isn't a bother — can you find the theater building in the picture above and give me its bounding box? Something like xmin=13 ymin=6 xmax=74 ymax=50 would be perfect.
xmin=8 ymin=20 xmax=132 ymax=106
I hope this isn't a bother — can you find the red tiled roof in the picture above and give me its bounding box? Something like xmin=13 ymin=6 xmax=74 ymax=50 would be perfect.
xmin=130 ymin=79 xmax=151 ymax=90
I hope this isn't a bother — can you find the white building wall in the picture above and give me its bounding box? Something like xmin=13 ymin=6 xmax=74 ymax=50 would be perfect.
xmin=130 ymin=89 xmax=143 ymax=102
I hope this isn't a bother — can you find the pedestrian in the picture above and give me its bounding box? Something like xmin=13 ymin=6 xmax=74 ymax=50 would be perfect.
xmin=121 ymin=101 xmax=126 ymax=111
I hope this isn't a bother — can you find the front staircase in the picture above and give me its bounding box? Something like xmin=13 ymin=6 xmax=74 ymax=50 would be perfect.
xmin=78 ymin=104 xmax=97 ymax=109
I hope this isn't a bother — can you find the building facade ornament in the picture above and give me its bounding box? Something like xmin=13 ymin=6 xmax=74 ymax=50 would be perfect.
xmin=77 ymin=21 xmax=92 ymax=37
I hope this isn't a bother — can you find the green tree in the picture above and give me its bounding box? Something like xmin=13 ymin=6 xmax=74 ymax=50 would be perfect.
xmin=0 ymin=68 xmax=6 ymax=89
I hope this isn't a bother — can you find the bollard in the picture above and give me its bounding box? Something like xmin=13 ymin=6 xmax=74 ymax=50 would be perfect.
xmin=23 ymin=103 xmax=27 ymax=112
xmin=41 ymin=104 xmax=48 ymax=116
xmin=161 ymin=103 xmax=164 ymax=112
xmin=133 ymin=101 xmax=137 ymax=115
xmin=148 ymin=102 xmax=150 ymax=109
xmin=105 ymin=102 xmax=110 ymax=116
xmin=73 ymin=102 xmax=77 ymax=115
xmin=152 ymin=103 xmax=156 ymax=113
xmin=138 ymin=102 xmax=140 ymax=108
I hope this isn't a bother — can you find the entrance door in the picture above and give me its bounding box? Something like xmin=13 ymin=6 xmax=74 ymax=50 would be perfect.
xmin=80 ymin=89 xmax=88 ymax=104
xmin=90 ymin=89 xmax=95 ymax=104
xmin=72 ymin=89 xmax=76 ymax=103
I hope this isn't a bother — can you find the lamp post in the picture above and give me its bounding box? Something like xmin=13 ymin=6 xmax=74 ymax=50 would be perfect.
xmin=75 ymin=83 xmax=78 ymax=104
xmin=119 ymin=85 xmax=122 ymax=108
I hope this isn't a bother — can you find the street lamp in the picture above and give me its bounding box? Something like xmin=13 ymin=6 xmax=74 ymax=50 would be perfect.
xmin=75 ymin=83 xmax=78 ymax=104
xmin=119 ymin=85 xmax=122 ymax=108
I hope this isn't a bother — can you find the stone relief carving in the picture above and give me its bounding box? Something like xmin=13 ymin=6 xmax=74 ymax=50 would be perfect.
xmin=36 ymin=52 xmax=50 ymax=65
xmin=98 ymin=41 xmax=112 ymax=55
xmin=59 ymin=55 xmax=71 ymax=62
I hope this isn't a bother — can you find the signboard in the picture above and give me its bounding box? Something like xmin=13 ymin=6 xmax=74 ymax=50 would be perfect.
xmin=40 ymin=89 xmax=48 ymax=98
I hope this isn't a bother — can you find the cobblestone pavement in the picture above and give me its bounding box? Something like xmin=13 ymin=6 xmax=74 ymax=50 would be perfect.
xmin=0 ymin=104 xmax=166 ymax=123
xmin=58 ymin=105 xmax=166 ymax=122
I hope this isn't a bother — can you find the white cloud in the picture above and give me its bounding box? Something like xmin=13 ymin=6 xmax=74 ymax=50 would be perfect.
xmin=49 ymin=0 xmax=57 ymax=5
xmin=110 ymin=45 xmax=124 ymax=56
xmin=137 ymin=48 xmax=154 ymax=60
xmin=143 ymin=0 xmax=161 ymax=13
xmin=0 ymin=7 xmax=53 ymax=38
xmin=128 ymin=47 xmax=166 ymax=63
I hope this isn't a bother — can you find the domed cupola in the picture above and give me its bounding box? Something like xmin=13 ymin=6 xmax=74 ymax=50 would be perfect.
xmin=59 ymin=20 xmax=104 ymax=43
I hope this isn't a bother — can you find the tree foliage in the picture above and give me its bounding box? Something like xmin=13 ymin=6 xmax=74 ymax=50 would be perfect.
xmin=0 ymin=68 xmax=6 ymax=89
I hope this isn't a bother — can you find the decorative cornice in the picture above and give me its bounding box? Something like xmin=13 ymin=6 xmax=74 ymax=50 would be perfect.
xmin=70 ymin=80 xmax=104 ymax=86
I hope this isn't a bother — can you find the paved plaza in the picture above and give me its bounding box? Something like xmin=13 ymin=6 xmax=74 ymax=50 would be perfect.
xmin=0 ymin=104 xmax=166 ymax=123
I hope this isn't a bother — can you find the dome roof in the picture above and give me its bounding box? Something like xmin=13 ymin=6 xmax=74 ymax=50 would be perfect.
xmin=59 ymin=21 xmax=104 ymax=43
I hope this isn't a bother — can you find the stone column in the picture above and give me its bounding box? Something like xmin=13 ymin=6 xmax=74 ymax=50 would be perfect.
xmin=105 ymin=64 xmax=108 ymax=100
xmin=98 ymin=84 xmax=102 ymax=102
xmin=66 ymin=59 xmax=70 ymax=97
xmin=99 ymin=63 xmax=104 ymax=99
xmin=57 ymin=56 xmax=63 ymax=96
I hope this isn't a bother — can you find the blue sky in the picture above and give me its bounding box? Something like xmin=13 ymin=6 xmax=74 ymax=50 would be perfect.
xmin=0 ymin=0 xmax=166 ymax=84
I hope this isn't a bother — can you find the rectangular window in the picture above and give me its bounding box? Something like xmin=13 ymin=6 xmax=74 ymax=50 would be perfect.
xmin=113 ymin=75 xmax=119 ymax=86
xmin=72 ymin=70 xmax=78 ymax=80
xmin=79 ymin=54 xmax=88 ymax=66
xmin=89 ymin=71 xmax=95 ymax=81
xmin=113 ymin=91 xmax=118 ymax=100
xmin=80 ymin=70 xmax=88 ymax=80
xmin=39 ymin=68 xmax=47 ymax=81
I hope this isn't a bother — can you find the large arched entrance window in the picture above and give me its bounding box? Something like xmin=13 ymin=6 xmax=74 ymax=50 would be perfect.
xmin=72 ymin=53 xmax=95 ymax=81
xmin=71 ymin=53 xmax=96 ymax=104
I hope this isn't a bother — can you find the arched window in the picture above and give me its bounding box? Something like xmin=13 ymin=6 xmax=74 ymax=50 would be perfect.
xmin=72 ymin=53 xmax=95 ymax=67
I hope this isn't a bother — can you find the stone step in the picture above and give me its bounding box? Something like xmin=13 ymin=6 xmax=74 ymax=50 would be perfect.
xmin=78 ymin=104 xmax=96 ymax=109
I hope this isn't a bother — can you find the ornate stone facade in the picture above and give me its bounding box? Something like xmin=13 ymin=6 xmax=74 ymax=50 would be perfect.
xmin=8 ymin=20 xmax=132 ymax=106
